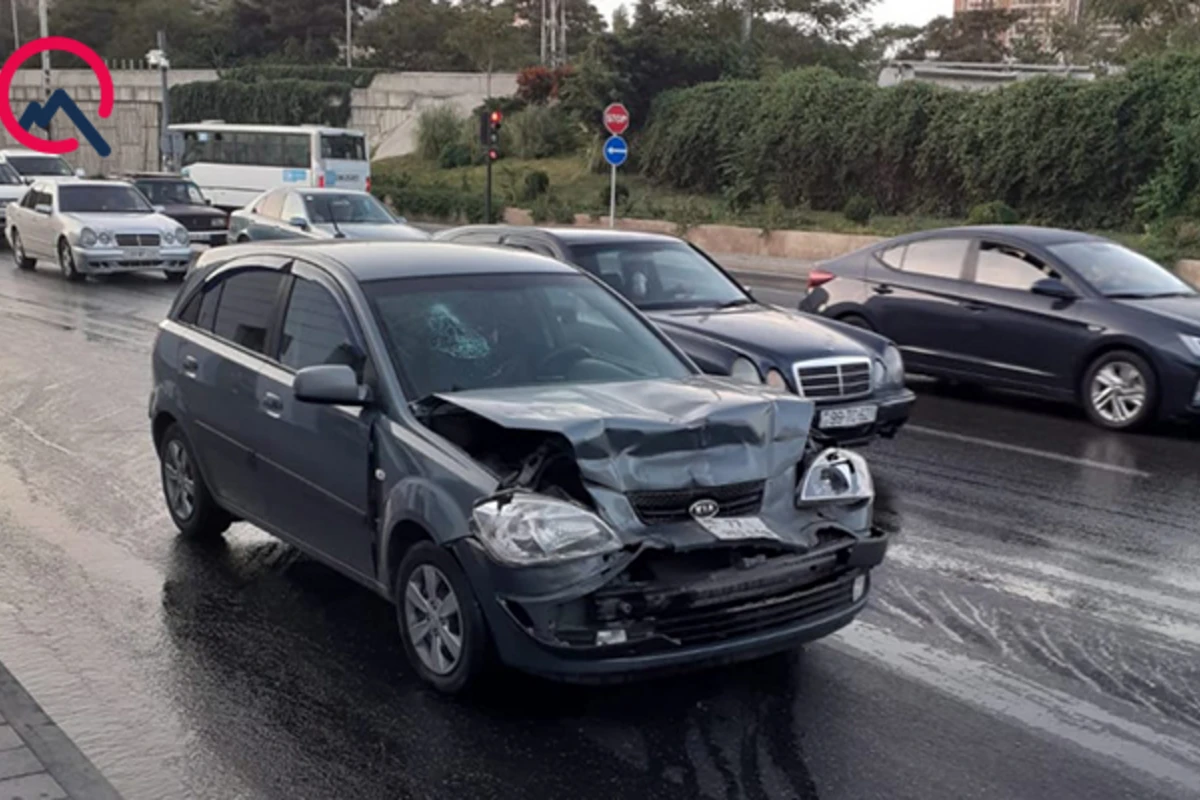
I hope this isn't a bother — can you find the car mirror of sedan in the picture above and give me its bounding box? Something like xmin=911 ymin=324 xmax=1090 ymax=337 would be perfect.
xmin=294 ymin=364 xmax=369 ymax=406
xmin=288 ymin=216 xmax=310 ymax=231
xmin=1030 ymin=277 xmax=1077 ymax=300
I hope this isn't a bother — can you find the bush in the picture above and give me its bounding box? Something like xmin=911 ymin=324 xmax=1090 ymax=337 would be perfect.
xmin=505 ymin=106 xmax=579 ymax=159
xmin=843 ymin=195 xmax=873 ymax=225
xmin=417 ymin=105 xmax=465 ymax=163
xmin=522 ymin=170 xmax=550 ymax=201
xmin=217 ymin=65 xmax=378 ymax=88
xmin=438 ymin=142 xmax=473 ymax=170
xmin=596 ymin=182 xmax=630 ymax=209
xmin=968 ymin=201 xmax=1020 ymax=225
xmin=516 ymin=65 xmax=575 ymax=105
xmin=170 ymin=79 xmax=352 ymax=127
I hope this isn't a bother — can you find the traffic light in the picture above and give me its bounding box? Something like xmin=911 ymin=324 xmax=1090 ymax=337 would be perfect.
xmin=481 ymin=109 xmax=503 ymax=159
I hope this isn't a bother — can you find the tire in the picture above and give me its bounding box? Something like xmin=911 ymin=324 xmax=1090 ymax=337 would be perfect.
xmin=11 ymin=230 xmax=35 ymax=270
xmin=1081 ymin=350 xmax=1157 ymax=431
xmin=164 ymin=270 xmax=185 ymax=283
xmin=57 ymin=239 xmax=84 ymax=283
xmin=395 ymin=542 xmax=494 ymax=694
xmin=158 ymin=423 xmax=232 ymax=540
xmin=838 ymin=313 xmax=875 ymax=331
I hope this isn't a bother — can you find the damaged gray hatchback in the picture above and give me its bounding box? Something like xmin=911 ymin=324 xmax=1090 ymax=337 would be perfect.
xmin=149 ymin=241 xmax=890 ymax=693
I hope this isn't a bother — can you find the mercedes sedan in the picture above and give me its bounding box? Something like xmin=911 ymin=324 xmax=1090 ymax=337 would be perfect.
xmin=150 ymin=241 xmax=888 ymax=693
xmin=800 ymin=225 xmax=1200 ymax=431
xmin=228 ymin=187 xmax=428 ymax=244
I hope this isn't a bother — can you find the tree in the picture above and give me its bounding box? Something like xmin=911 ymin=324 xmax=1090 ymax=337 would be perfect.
xmin=899 ymin=10 xmax=1024 ymax=63
xmin=358 ymin=0 xmax=469 ymax=70
xmin=612 ymin=4 xmax=631 ymax=35
xmin=444 ymin=1 xmax=524 ymax=95
xmin=1087 ymin=1 xmax=1200 ymax=61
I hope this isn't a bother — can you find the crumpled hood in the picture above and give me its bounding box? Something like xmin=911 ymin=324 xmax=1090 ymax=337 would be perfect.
xmin=435 ymin=376 xmax=814 ymax=494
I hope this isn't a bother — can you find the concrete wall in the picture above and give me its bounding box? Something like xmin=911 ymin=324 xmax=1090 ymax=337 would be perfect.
xmin=0 ymin=68 xmax=518 ymax=174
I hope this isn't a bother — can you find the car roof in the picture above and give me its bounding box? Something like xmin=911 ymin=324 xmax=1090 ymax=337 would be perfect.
xmin=200 ymin=240 xmax=581 ymax=283
xmin=281 ymin=187 xmax=371 ymax=196
xmin=900 ymin=225 xmax=1104 ymax=247
xmin=121 ymin=172 xmax=186 ymax=180
xmin=443 ymin=225 xmax=683 ymax=246
xmin=51 ymin=179 xmax=133 ymax=188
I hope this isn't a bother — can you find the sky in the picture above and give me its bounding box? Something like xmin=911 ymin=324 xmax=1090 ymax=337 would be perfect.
xmin=589 ymin=0 xmax=952 ymax=30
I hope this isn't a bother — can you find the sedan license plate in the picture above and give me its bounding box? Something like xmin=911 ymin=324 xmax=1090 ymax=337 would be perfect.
xmin=696 ymin=516 xmax=781 ymax=542
xmin=819 ymin=405 xmax=878 ymax=429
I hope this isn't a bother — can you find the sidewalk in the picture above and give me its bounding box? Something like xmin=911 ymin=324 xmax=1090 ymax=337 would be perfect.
xmin=0 ymin=659 xmax=122 ymax=800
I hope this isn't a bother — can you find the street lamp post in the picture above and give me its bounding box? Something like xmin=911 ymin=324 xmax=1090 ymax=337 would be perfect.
xmin=37 ymin=0 xmax=49 ymax=136
xmin=10 ymin=0 xmax=19 ymax=49
xmin=345 ymin=0 xmax=352 ymax=68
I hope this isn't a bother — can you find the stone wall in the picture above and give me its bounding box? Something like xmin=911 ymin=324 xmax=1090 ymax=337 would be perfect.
xmin=0 ymin=68 xmax=518 ymax=174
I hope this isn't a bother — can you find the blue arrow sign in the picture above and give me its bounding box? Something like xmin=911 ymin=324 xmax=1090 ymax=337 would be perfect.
xmin=603 ymin=135 xmax=628 ymax=167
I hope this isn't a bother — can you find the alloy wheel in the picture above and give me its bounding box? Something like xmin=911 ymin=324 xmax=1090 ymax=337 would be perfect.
xmin=58 ymin=241 xmax=78 ymax=280
xmin=404 ymin=564 xmax=464 ymax=676
xmin=162 ymin=439 xmax=197 ymax=521
xmin=1089 ymin=361 xmax=1147 ymax=425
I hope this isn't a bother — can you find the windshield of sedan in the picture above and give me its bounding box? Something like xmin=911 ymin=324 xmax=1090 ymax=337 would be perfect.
xmin=5 ymin=155 xmax=74 ymax=176
xmin=59 ymin=185 xmax=154 ymax=214
xmin=1048 ymin=241 xmax=1197 ymax=298
xmin=305 ymin=193 xmax=394 ymax=225
xmin=136 ymin=180 xmax=206 ymax=206
xmin=368 ymin=272 xmax=693 ymax=400
xmin=0 ymin=163 xmax=22 ymax=185
xmin=568 ymin=241 xmax=750 ymax=310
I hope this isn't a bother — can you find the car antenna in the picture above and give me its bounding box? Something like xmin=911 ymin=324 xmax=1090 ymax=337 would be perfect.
xmin=325 ymin=198 xmax=346 ymax=239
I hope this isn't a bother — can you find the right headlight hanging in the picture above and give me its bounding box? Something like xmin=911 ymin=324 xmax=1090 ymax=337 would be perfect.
xmin=472 ymin=493 xmax=623 ymax=567
xmin=796 ymin=448 xmax=874 ymax=506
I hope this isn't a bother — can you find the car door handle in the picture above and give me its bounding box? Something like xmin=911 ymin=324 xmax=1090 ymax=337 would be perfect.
xmin=961 ymin=301 xmax=988 ymax=312
xmin=873 ymin=284 xmax=894 ymax=295
xmin=182 ymin=355 xmax=198 ymax=375
xmin=261 ymin=392 xmax=283 ymax=418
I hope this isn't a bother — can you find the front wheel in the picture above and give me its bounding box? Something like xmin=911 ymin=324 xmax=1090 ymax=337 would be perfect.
xmin=57 ymin=239 xmax=84 ymax=283
xmin=395 ymin=542 xmax=494 ymax=694
xmin=1081 ymin=350 xmax=1157 ymax=431
xmin=11 ymin=230 xmax=35 ymax=270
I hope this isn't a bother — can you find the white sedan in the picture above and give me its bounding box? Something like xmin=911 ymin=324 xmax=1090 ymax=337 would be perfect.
xmin=6 ymin=179 xmax=193 ymax=282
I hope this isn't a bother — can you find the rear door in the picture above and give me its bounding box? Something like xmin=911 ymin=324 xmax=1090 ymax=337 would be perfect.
xmin=864 ymin=236 xmax=979 ymax=376
xmin=176 ymin=258 xmax=291 ymax=519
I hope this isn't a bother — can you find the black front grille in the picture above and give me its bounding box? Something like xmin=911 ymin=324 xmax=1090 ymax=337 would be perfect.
xmin=795 ymin=359 xmax=872 ymax=400
xmin=627 ymin=481 xmax=765 ymax=525
xmin=115 ymin=233 xmax=160 ymax=247
xmin=180 ymin=215 xmax=226 ymax=231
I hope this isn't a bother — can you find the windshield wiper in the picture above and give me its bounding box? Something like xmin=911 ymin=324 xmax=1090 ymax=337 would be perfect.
xmin=715 ymin=298 xmax=755 ymax=309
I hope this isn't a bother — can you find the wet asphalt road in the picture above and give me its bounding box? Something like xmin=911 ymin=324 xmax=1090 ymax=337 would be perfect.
xmin=0 ymin=260 xmax=1199 ymax=800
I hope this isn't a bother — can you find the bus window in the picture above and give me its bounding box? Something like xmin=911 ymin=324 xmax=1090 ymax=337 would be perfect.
xmin=321 ymin=134 xmax=366 ymax=161
xmin=282 ymin=135 xmax=311 ymax=168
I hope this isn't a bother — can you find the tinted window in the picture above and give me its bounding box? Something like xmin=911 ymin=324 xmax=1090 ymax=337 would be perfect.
xmin=304 ymin=192 xmax=394 ymax=224
xmin=0 ymin=163 xmax=22 ymax=185
xmin=320 ymin=134 xmax=366 ymax=161
xmin=212 ymin=270 xmax=284 ymax=353
xmin=178 ymin=291 xmax=203 ymax=325
xmin=1048 ymin=240 xmax=1196 ymax=298
xmin=136 ymin=180 xmax=206 ymax=206
xmin=197 ymin=282 xmax=223 ymax=331
xmin=974 ymin=243 xmax=1058 ymax=291
xmin=20 ymin=189 xmax=37 ymax=208
xmin=180 ymin=130 xmax=310 ymax=169
xmin=568 ymin=241 xmax=747 ymax=310
xmin=900 ymin=239 xmax=970 ymax=279
xmin=59 ymin=185 xmax=153 ymax=214
xmin=259 ymin=191 xmax=285 ymax=220
xmin=368 ymin=272 xmax=692 ymax=400
xmin=5 ymin=155 xmax=73 ymax=176
xmin=279 ymin=277 xmax=357 ymax=370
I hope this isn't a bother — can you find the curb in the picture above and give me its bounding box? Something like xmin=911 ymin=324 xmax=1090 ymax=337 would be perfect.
xmin=0 ymin=659 xmax=123 ymax=800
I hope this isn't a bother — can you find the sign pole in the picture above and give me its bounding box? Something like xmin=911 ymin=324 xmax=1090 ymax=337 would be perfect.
xmin=609 ymin=163 xmax=616 ymax=229
xmin=601 ymin=102 xmax=630 ymax=231
xmin=485 ymin=158 xmax=492 ymax=224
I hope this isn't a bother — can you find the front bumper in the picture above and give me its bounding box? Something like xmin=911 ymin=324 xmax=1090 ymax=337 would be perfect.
xmin=187 ymin=229 xmax=227 ymax=246
xmin=455 ymin=525 xmax=889 ymax=682
xmin=809 ymin=387 xmax=916 ymax=447
xmin=74 ymin=245 xmax=193 ymax=274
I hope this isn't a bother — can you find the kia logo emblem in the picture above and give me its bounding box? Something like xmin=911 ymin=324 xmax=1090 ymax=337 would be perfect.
xmin=689 ymin=499 xmax=719 ymax=519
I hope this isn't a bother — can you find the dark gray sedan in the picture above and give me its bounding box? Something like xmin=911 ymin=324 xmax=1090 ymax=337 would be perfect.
xmin=149 ymin=241 xmax=888 ymax=693
xmin=228 ymin=187 xmax=429 ymax=244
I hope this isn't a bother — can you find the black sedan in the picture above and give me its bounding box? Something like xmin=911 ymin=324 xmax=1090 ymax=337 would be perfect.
xmin=434 ymin=226 xmax=915 ymax=446
xmin=122 ymin=172 xmax=229 ymax=247
xmin=800 ymin=225 xmax=1200 ymax=431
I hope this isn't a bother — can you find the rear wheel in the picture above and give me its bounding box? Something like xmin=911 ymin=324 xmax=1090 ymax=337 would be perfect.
xmin=1081 ymin=350 xmax=1156 ymax=431
xmin=158 ymin=423 xmax=232 ymax=539
xmin=11 ymin=230 xmax=35 ymax=270
xmin=57 ymin=239 xmax=84 ymax=282
xmin=837 ymin=313 xmax=874 ymax=331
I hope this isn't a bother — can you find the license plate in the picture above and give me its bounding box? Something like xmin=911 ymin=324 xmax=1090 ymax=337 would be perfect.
xmin=819 ymin=405 xmax=878 ymax=429
xmin=696 ymin=516 xmax=780 ymax=542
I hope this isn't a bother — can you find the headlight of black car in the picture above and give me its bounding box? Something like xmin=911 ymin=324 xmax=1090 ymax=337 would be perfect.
xmin=872 ymin=345 xmax=906 ymax=391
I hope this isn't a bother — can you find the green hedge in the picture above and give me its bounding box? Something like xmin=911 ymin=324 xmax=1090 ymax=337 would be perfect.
xmin=639 ymin=54 xmax=1200 ymax=230
xmin=170 ymin=79 xmax=352 ymax=128
xmin=371 ymin=179 xmax=503 ymax=225
xmin=217 ymin=65 xmax=379 ymax=88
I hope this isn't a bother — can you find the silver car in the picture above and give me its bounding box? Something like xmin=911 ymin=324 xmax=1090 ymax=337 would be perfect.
xmin=227 ymin=187 xmax=428 ymax=244
xmin=7 ymin=179 xmax=192 ymax=282
xmin=0 ymin=148 xmax=85 ymax=184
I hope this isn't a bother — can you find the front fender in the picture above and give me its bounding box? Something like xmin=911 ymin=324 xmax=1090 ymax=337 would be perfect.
xmin=377 ymin=476 xmax=475 ymax=587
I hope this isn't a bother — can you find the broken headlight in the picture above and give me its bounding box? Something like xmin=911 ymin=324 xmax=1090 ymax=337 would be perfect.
xmin=472 ymin=494 xmax=622 ymax=567
xmin=796 ymin=448 xmax=873 ymax=506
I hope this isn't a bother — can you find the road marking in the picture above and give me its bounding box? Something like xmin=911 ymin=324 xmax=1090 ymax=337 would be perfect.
xmin=906 ymin=425 xmax=1150 ymax=477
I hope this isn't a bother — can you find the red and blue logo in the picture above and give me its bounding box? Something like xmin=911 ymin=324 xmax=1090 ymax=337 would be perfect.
xmin=0 ymin=37 xmax=113 ymax=157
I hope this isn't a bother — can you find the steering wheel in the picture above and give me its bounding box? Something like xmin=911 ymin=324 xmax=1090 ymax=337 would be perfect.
xmin=536 ymin=344 xmax=593 ymax=377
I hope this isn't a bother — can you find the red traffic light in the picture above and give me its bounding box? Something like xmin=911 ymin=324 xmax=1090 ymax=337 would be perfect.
xmin=490 ymin=110 xmax=502 ymax=126
xmin=488 ymin=148 xmax=499 ymax=160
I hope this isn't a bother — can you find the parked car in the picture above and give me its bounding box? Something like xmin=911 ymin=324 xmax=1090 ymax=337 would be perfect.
xmin=0 ymin=148 xmax=85 ymax=184
xmin=434 ymin=226 xmax=914 ymax=446
xmin=800 ymin=225 xmax=1200 ymax=431
xmin=0 ymin=161 xmax=29 ymax=232
xmin=228 ymin=187 xmax=428 ymax=244
xmin=121 ymin=172 xmax=229 ymax=247
xmin=150 ymin=240 xmax=889 ymax=693
xmin=7 ymin=180 xmax=192 ymax=282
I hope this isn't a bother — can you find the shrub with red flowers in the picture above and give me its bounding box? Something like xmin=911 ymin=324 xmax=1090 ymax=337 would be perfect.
xmin=517 ymin=65 xmax=575 ymax=105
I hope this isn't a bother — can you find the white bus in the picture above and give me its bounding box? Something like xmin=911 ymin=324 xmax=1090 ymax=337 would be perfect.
xmin=171 ymin=123 xmax=371 ymax=211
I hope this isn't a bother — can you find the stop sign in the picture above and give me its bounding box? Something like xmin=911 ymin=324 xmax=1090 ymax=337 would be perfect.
xmin=603 ymin=103 xmax=630 ymax=136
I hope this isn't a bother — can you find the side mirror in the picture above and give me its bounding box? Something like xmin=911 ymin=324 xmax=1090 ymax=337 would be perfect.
xmin=294 ymin=364 xmax=368 ymax=406
xmin=1031 ymin=277 xmax=1076 ymax=299
xmin=288 ymin=216 xmax=309 ymax=230
xmin=205 ymin=198 xmax=212 ymax=206
xmin=34 ymin=204 xmax=51 ymax=215
xmin=74 ymin=168 xmax=86 ymax=178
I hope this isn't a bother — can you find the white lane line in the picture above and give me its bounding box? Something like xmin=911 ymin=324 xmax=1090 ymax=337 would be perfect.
xmin=831 ymin=622 xmax=1200 ymax=796
xmin=905 ymin=424 xmax=1150 ymax=477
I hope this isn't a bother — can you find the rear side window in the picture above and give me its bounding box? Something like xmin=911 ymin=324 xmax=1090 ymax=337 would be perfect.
xmin=899 ymin=239 xmax=970 ymax=280
xmin=212 ymin=270 xmax=284 ymax=354
xmin=879 ymin=245 xmax=906 ymax=269
xmin=279 ymin=277 xmax=357 ymax=370
xmin=258 ymin=191 xmax=285 ymax=220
